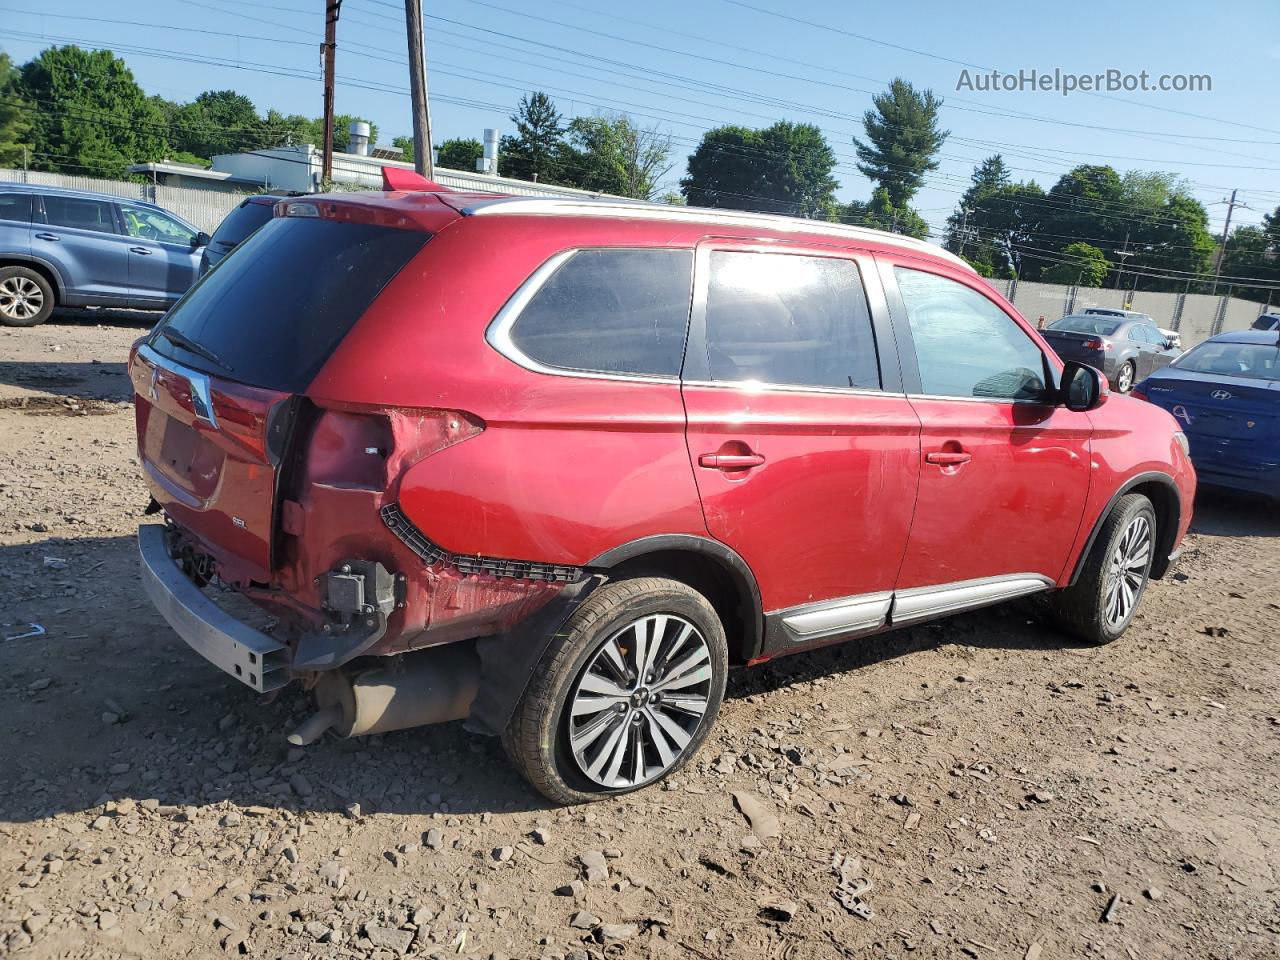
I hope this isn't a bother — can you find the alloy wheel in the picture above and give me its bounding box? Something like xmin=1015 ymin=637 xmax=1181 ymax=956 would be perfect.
xmin=566 ymin=613 xmax=712 ymax=789
xmin=1117 ymin=363 xmax=1134 ymax=393
xmin=0 ymin=276 xmax=44 ymax=321
xmin=1104 ymin=514 xmax=1151 ymax=629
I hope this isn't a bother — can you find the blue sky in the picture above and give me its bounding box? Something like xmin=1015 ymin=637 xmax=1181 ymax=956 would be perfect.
xmin=3 ymin=0 xmax=1278 ymax=236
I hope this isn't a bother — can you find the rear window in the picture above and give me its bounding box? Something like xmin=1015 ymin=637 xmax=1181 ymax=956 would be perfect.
xmin=0 ymin=193 xmax=32 ymax=223
xmin=1050 ymin=316 xmax=1121 ymax=336
xmin=211 ymin=200 xmax=276 ymax=247
xmin=507 ymin=248 xmax=693 ymax=377
xmin=1174 ymin=341 xmax=1280 ymax=381
xmin=151 ymin=217 xmax=428 ymax=392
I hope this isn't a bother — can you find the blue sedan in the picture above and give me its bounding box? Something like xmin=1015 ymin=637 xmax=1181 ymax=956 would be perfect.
xmin=1134 ymin=330 xmax=1280 ymax=499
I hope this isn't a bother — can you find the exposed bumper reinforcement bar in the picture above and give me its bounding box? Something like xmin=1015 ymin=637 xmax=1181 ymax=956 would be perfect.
xmin=137 ymin=524 xmax=289 ymax=693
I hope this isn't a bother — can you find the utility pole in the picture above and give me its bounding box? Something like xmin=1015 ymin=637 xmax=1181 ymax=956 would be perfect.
xmin=1209 ymin=188 xmax=1239 ymax=296
xmin=1112 ymin=228 xmax=1132 ymax=290
xmin=404 ymin=0 xmax=434 ymax=179
xmin=321 ymin=0 xmax=341 ymax=186
xmin=957 ymin=205 xmax=972 ymax=256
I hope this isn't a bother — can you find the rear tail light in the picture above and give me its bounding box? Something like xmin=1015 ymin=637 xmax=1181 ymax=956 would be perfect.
xmin=304 ymin=404 xmax=484 ymax=490
xmin=1081 ymin=337 xmax=1112 ymax=351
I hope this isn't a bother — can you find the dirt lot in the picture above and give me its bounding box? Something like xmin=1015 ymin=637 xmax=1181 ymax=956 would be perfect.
xmin=1 ymin=314 xmax=1277 ymax=960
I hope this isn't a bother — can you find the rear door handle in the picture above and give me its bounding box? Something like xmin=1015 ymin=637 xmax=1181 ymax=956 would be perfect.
xmin=926 ymin=451 xmax=972 ymax=466
xmin=130 ymin=246 xmax=153 ymax=255
xmin=35 ymin=232 xmax=59 ymax=241
xmin=698 ymin=453 xmax=765 ymax=470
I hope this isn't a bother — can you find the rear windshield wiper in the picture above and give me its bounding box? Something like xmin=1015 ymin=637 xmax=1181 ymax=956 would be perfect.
xmin=157 ymin=327 xmax=234 ymax=374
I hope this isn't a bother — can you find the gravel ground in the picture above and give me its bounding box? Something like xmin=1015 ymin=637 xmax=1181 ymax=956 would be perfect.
xmin=1 ymin=316 xmax=1277 ymax=960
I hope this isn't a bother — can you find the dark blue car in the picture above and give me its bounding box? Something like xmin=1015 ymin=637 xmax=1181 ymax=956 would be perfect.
xmin=1134 ymin=329 xmax=1280 ymax=499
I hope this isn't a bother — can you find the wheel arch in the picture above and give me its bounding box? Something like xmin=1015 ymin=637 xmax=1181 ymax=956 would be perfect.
xmin=0 ymin=255 xmax=65 ymax=299
xmin=1068 ymin=471 xmax=1181 ymax=585
xmin=589 ymin=535 xmax=764 ymax=665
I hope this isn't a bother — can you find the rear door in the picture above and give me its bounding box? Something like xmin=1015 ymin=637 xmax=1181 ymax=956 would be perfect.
xmin=120 ymin=203 xmax=201 ymax=306
xmin=132 ymin=215 xmax=430 ymax=581
xmin=681 ymin=242 xmax=920 ymax=651
xmin=32 ymin=194 xmax=133 ymax=302
xmin=0 ymin=191 xmax=33 ymax=257
xmin=881 ymin=257 xmax=1092 ymax=593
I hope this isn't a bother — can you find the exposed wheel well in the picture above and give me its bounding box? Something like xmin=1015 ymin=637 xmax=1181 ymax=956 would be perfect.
xmin=604 ymin=549 xmax=759 ymax=665
xmin=1127 ymin=480 xmax=1179 ymax=579
xmin=0 ymin=258 xmax=61 ymax=300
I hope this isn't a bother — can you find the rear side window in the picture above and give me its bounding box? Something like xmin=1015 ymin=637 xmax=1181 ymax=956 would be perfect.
xmin=211 ymin=201 xmax=275 ymax=247
xmin=704 ymin=251 xmax=880 ymax=390
xmin=42 ymin=195 xmax=117 ymax=234
xmin=151 ymin=217 xmax=428 ymax=392
xmin=507 ymin=248 xmax=693 ymax=377
xmin=0 ymin=193 xmax=32 ymax=223
xmin=896 ymin=267 xmax=1046 ymax=401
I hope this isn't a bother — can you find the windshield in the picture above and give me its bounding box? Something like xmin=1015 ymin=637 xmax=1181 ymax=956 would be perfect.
xmin=1049 ymin=316 xmax=1121 ymax=336
xmin=1174 ymin=341 xmax=1280 ymax=382
xmin=151 ymin=217 xmax=429 ymax=392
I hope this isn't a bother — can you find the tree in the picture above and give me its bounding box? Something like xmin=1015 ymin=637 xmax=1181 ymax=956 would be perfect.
xmin=1043 ymin=242 xmax=1109 ymax=286
xmin=20 ymin=45 xmax=167 ymax=178
xmin=853 ymin=78 xmax=948 ymax=207
xmin=838 ymin=188 xmax=928 ymax=239
xmin=501 ymin=92 xmax=567 ymax=183
xmin=681 ymin=121 xmax=837 ymax=218
xmin=561 ymin=115 xmax=672 ymax=199
xmin=0 ymin=51 xmax=32 ymax=166
xmin=944 ymin=154 xmax=1009 ymax=253
xmin=437 ymin=137 xmax=483 ymax=171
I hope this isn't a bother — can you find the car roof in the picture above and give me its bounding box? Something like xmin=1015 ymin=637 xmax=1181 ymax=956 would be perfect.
xmin=1206 ymin=329 xmax=1280 ymax=345
xmin=432 ymin=193 xmax=976 ymax=272
xmin=0 ymin=180 xmax=180 ymax=216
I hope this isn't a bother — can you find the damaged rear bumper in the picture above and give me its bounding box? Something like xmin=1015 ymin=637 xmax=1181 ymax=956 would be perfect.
xmin=138 ymin=524 xmax=289 ymax=693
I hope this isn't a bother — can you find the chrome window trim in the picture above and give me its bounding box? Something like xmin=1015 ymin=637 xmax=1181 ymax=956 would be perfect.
xmin=906 ymin=393 xmax=1055 ymax=406
xmin=684 ymin=379 xmax=897 ymax=399
xmin=137 ymin=342 xmax=218 ymax=428
xmin=459 ymin=195 xmax=974 ymax=273
xmin=890 ymin=573 xmax=1053 ymax=625
xmin=484 ymin=248 xmax=687 ymax=385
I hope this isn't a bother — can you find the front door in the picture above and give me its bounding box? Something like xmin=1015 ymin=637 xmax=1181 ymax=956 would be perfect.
xmin=681 ymin=243 xmax=921 ymax=655
xmin=120 ymin=204 xmax=201 ymax=307
xmin=880 ymin=258 xmax=1092 ymax=599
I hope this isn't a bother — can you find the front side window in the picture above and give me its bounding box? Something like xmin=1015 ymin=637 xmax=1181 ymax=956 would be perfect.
xmin=703 ymin=250 xmax=880 ymax=390
xmin=0 ymin=193 xmax=32 ymax=223
xmin=41 ymin=195 xmax=117 ymax=234
xmin=123 ymin=206 xmax=197 ymax=246
xmin=507 ymin=248 xmax=693 ymax=377
xmin=896 ymin=267 xmax=1047 ymax=401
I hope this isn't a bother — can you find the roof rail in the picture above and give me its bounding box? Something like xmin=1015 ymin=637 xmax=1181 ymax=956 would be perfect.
xmin=457 ymin=195 xmax=973 ymax=272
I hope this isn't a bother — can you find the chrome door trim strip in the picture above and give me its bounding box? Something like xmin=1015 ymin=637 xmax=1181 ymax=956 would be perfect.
xmin=890 ymin=574 xmax=1053 ymax=625
xmin=779 ymin=591 xmax=892 ymax=642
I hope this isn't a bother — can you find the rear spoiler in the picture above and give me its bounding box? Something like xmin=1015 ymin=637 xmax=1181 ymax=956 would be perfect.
xmin=381 ymin=167 xmax=451 ymax=192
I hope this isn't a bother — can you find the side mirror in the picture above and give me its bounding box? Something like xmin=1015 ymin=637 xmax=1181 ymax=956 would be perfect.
xmin=1060 ymin=361 xmax=1109 ymax=412
xmin=192 ymin=231 xmax=212 ymax=249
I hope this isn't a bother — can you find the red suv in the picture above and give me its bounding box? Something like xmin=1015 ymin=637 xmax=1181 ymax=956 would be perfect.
xmin=131 ymin=188 xmax=1195 ymax=804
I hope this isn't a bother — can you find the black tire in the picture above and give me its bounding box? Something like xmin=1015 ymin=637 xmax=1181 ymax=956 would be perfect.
xmin=1114 ymin=360 xmax=1136 ymax=394
xmin=502 ymin=577 xmax=728 ymax=805
xmin=0 ymin=265 xmax=55 ymax=327
xmin=1047 ymin=493 xmax=1157 ymax=645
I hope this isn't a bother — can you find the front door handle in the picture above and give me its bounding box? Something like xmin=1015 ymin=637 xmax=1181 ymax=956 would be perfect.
xmin=35 ymin=232 xmax=59 ymax=241
xmin=699 ymin=452 xmax=765 ymax=470
xmin=130 ymin=246 xmax=154 ymax=255
xmin=925 ymin=451 xmax=972 ymax=466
